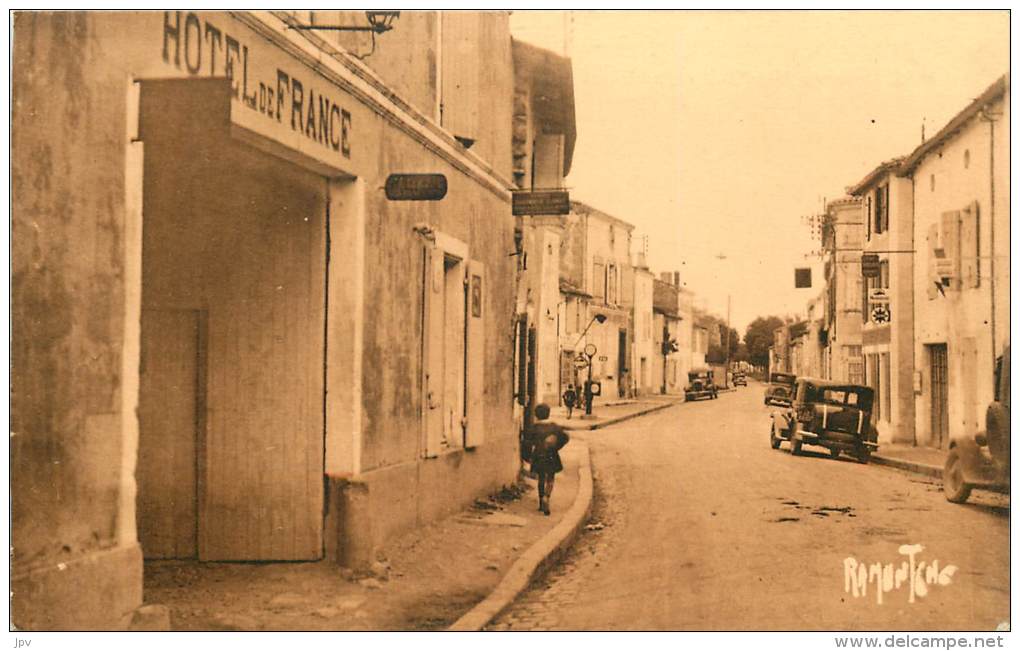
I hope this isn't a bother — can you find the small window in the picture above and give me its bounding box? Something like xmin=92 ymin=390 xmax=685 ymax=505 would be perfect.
xmin=964 ymin=149 xmax=970 ymax=169
xmin=930 ymin=174 xmax=936 ymax=192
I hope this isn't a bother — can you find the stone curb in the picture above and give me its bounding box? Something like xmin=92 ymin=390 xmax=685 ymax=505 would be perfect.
xmin=447 ymin=441 xmax=594 ymax=631
xmin=561 ymin=400 xmax=682 ymax=431
xmin=871 ymin=454 xmax=943 ymax=479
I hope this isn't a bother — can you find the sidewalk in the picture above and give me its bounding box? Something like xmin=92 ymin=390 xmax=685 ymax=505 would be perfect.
xmin=141 ymin=443 xmax=589 ymax=631
xmin=872 ymin=443 xmax=946 ymax=478
xmin=550 ymin=395 xmax=683 ymax=430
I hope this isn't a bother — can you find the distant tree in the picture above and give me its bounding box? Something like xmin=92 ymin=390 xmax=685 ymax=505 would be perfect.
xmin=744 ymin=316 xmax=785 ymax=369
xmin=706 ymin=325 xmax=740 ymax=364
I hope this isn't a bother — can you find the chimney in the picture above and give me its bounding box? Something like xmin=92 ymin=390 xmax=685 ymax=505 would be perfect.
xmin=659 ymin=272 xmax=672 ymax=285
xmin=673 ymin=271 xmax=680 ymax=287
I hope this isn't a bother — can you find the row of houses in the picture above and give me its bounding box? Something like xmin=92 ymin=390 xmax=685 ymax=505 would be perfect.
xmin=777 ymin=75 xmax=1009 ymax=452
xmin=11 ymin=10 xmax=721 ymax=630
xmin=517 ymin=198 xmax=714 ymax=417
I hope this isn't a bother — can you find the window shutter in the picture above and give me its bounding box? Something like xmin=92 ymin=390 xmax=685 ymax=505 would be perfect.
xmin=592 ymin=261 xmax=605 ymax=301
xmin=424 ymin=245 xmax=445 ymax=457
xmin=926 ymin=223 xmax=939 ymax=300
xmin=441 ymin=12 xmax=480 ymax=142
xmin=938 ymin=211 xmax=961 ymax=287
xmin=961 ymin=202 xmax=980 ymax=288
xmin=464 ymin=260 xmax=486 ymax=448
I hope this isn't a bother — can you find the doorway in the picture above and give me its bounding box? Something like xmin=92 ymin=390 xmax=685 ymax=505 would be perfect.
xmin=422 ymin=244 xmax=468 ymax=455
xmin=618 ymin=328 xmax=628 ymax=397
xmin=135 ymin=80 xmax=327 ymax=561
xmin=928 ymin=344 xmax=949 ymax=449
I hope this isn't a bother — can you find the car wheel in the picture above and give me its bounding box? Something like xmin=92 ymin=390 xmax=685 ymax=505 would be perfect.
xmin=829 ymin=447 xmax=841 ymax=459
xmin=770 ymin=424 xmax=782 ymax=449
xmin=855 ymin=447 xmax=870 ymax=464
xmin=943 ymin=448 xmax=972 ymax=504
xmin=789 ymin=433 xmax=802 ymax=456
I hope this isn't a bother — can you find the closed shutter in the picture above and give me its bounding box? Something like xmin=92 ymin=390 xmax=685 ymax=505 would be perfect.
xmin=441 ymin=11 xmax=480 ymax=142
xmin=465 ymin=260 xmax=486 ymax=448
xmin=960 ymin=202 xmax=980 ymax=288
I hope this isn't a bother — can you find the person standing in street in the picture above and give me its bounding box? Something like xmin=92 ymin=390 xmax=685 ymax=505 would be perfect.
xmin=523 ymin=403 xmax=570 ymax=515
xmin=562 ymin=384 xmax=577 ymax=419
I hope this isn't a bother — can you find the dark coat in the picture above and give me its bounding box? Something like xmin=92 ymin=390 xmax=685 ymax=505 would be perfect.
xmin=523 ymin=422 xmax=570 ymax=475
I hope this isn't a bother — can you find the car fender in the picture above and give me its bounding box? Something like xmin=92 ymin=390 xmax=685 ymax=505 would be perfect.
xmin=770 ymin=410 xmax=793 ymax=436
xmin=950 ymin=436 xmax=1005 ymax=486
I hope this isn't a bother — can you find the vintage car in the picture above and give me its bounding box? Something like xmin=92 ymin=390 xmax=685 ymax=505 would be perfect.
xmin=943 ymin=345 xmax=1010 ymax=503
xmin=733 ymin=371 xmax=747 ymax=386
xmin=764 ymin=372 xmax=796 ymax=406
xmin=684 ymin=368 xmax=718 ymax=401
xmin=769 ymin=377 xmax=878 ymax=463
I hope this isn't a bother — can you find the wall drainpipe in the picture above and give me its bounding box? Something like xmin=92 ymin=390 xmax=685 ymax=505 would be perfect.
xmin=980 ymin=104 xmax=1000 ymax=370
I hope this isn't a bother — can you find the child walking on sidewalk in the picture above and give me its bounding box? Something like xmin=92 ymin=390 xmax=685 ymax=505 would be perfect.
xmin=523 ymin=403 xmax=570 ymax=516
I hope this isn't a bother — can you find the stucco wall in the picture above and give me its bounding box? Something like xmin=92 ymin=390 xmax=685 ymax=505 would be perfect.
xmin=911 ymin=93 xmax=1009 ymax=447
xmin=12 ymin=7 xmax=133 ymax=577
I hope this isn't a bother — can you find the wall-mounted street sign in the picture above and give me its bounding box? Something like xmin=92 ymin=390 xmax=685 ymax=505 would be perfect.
xmin=512 ymin=190 xmax=570 ymax=216
xmin=868 ymin=287 xmax=890 ymax=303
xmin=861 ymin=253 xmax=881 ymax=278
xmin=598 ymin=355 xmax=609 ymax=362
xmin=574 ymin=357 xmax=589 ymax=370
xmin=385 ymin=174 xmax=448 ymax=201
xmin=871 ymin=305 xmax=891 ymax=323
xmin=794 ymin=268 xmax=812 ymax=288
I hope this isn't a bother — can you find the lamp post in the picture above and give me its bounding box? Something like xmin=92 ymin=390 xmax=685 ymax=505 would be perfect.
xmin=576 ymin=313 xmax=607 ymax=416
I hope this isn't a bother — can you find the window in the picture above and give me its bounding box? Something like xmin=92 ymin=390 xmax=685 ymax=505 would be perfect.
xmin=964 ymin=149 xmax=970 ymax=169
xmin=930 ymin=174 xmax=936 ymax=192
xmin=874 ymin=184 xmax=889 ymax=234
xmin=592 ymin=262 xmax=605 ymax=301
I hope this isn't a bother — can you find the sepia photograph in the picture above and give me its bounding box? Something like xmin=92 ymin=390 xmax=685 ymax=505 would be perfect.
xmin=7 ymin=5 xmax=1013 ymax=645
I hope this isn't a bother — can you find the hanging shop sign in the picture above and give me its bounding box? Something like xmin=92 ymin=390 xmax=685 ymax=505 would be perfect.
xmin=868 ymin=287 xmax=890 ymax=304
xmin=512 ymin=190 xmax=571 ymax=216
xmin=861 ymin=254 xmax=881 ymax=278
xmin=385 ymin=174 xmax=448 ymax=201
xmin=794 ymin=268 xmax=812 ymax=288
xmin=871 ymin=305 xmax=891 ymax=323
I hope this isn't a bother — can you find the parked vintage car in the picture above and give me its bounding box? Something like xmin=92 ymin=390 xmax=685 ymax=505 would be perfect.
xmin=769 ymin=377 xmax=878 ymax=463
xmin=733 ymin=371 xmax=747 ymax=386
xmin=943 ymin=345 xmax=1010 ymax=504
xmin=684 ymin=367 xmax=718 ymax=401
xmin=764 ymin=372 xmax=796 ymax=406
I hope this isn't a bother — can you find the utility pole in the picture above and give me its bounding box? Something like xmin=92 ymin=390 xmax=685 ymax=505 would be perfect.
xmin=725 ymin=295 xmax=731 ymax=388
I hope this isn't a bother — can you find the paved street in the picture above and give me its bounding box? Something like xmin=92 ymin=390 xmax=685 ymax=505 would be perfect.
xmin=490 ymin=380 xmax=1009 ymax=631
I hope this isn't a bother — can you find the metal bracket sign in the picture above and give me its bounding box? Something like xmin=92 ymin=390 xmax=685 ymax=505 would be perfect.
xmin=512 ymin=190 xmax=570 ymax=216
xmin=868 ymin=287 xmax=890 ymax=303
xmin=385 ymin=174 xmax=448 ymax=201
xmin=861 ymin=253 xmax=881 ymax=278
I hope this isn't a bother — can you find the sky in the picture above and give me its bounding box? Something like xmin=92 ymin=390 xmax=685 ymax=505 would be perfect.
xmin=509 ymin=10 xmax=1009 ymax=334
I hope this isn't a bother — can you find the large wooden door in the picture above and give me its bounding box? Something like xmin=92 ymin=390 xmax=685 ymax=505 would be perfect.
xmin=137 ymin=309 xmax=201 ymax=559
xmin=139 ymin=79 xmax=326 ymax=560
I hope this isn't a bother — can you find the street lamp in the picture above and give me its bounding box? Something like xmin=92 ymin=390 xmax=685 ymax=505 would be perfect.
xmin=573 ymin=312 xmax=607 ymax=350
xmin=575 ymin=313 xmax=607 ymax=417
